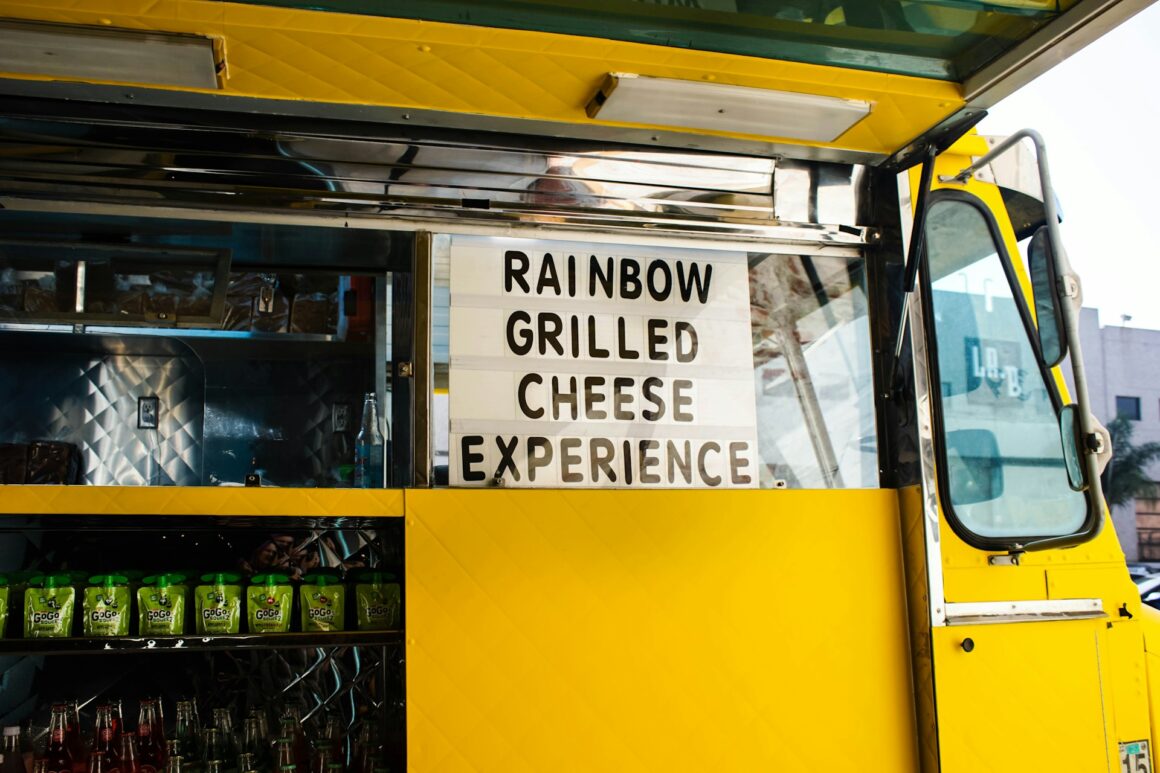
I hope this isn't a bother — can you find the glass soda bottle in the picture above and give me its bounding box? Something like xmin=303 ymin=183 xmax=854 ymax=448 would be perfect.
xmin=115 ymin=735 xmax=138 ymax=773
xmin=42 ymin=705 xmax=74 ymax=773
xmin=273 ymin=741 xmax=294 ymax=773
xmin=86 ymin=753 xmax=105 ymax=773
xmin=33 ymin=762 xmax=47 ymax=773
xmin=136 ymin=701 xmax=166 ymax=773
xmin=210 ymin=713 xmax=236 ymax=773
xmin=163 ymin=758 xmax=182 ymax=773
xmin=91 ymin=707 xmax=119 ymax=771
xmin=353 ymin=393 xmax=384 ymax=488
xmin=65 ymin=705 xmax=84 ymax=773
xmin=171 ymin=705 xmax=199 ymax=773
xmin=2 ymin=728 xmax=24 ymax=773
xmin=238 ymin=721 xmax=267 ymax=773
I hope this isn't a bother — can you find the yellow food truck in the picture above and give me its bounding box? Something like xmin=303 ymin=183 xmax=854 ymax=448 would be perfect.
xmin=0 ymin=1 xmax=1153 ymax=771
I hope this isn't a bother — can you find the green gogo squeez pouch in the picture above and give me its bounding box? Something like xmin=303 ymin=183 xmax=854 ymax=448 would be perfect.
xmin=195 ymin=573 xmax=243 ymax=635
xmin=84 ymin=575 xmax=131 ymax=636
xmin=138 ymin=574 xmax=186 ymax=636
xmin=300 ymin=574 xmax=345 ymax=632
xmin=24 ymin=574 xmax=76 ymax=638
xmin=0 ymin=575 xmax=9 ymax=638
xmin=355 ymin=572 xmax=400 ymax=630
xmin=247 ymin=574 xmax=292 ymax=633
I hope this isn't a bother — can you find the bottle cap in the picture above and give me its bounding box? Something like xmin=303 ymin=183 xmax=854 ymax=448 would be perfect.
xmin=250 ymin=573 xmax=290 ymax=586
xmin=302 ymin=573 xmax=341 ymax=586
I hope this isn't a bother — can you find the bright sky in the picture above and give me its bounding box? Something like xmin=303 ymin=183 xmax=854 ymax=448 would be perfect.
xmin=978 ymin=1 xmax=1160 ymax=330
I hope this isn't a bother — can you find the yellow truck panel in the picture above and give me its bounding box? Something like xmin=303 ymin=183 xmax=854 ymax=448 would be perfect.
xmin=405 ymin=488 xmax=919 ymax=771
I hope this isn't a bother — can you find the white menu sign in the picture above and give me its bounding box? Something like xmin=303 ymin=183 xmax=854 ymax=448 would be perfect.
xmin=448 ymin=235 xmax=758 ymax=488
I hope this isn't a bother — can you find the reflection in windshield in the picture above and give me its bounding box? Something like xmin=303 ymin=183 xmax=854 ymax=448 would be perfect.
xmin=926 ymin=199 xmax=1084 ymax=538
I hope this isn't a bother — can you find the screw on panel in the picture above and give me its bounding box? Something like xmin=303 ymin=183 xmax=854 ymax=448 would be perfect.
xmin=961 ymin=638 xmax=975 ymax=652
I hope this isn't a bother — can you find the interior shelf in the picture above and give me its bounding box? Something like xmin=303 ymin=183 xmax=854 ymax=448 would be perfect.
xmin=0 ymin=486 xmax=405 ymax=518
xmin=0 ymin=629 xmax=402 ymax=655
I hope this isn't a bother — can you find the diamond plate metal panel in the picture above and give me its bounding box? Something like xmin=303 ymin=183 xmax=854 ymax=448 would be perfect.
xmin=405 ymin=488 xmax=919 ymax=772
xmin=0 ymin=350 xmax=204 ymax=486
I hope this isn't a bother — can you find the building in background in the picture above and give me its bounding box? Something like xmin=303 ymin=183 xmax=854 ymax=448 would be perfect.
xmin=1074 ymin=308 xmax=1160 ymax=561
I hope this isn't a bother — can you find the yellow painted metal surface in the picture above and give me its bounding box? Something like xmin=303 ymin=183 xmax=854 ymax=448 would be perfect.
xmin=932 ymin=619 xmax=1114 ymax=773
xmin=405 ymin=488 xmax=919 ymax=772
xmin=0 ymin=0 xmax=962 ymax=156
xmin=0 ymin=485 xmax=404 ymax=517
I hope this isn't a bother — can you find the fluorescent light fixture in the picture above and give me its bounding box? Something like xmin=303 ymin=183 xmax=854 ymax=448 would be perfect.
xmin=587 ymin=73 xmax=870 ymax=143
xmin=0 ymin=20 xmax=219 ymax=90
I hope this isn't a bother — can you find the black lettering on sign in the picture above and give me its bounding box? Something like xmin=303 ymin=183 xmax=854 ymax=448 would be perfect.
xmin=620 ymin=258 xmax=642 ymax=300
xmin=675 ymin=321 xmax=699 ymax=363
xmin=639 ymin=439 xmax=661 ymax=484
xmin=517 ymin=373 xmax=543 ymax=419
xmin=538 ymin=313 xmax=564 ymax=356
xmin=729 ymin=442 xmax=752 ymax=485
xmin=677 ymin=262 xmax=713 ymax=304
xmin=585 ymin=376 xmax=607 ymax=420
xmin=698 ymin=441 xmax=722 ymax=486
xmin=641 ymin=377 xmax=665 ymax=421
xmin=647 ymin=259 xmax=672 ymax=302
xmin=506 ymin=311 xmax=532 ymax=356
xmin=560 ymin=438 xmax=583 ymax=483
xmin=667 ymin=439 xmax=692 ymax=484
xmin=647 ymin=319 xmax=669 ymax=361
xmin=622 ymin=439 xmax=633 ymax=485
xmin=590 ymin=256 xmax=614 ymax=299
xmin=527 ymin=436 xmax=553 ymax=482
xmin=567 ymin=255 xmax=577 ymax=298
xmin=461 ymin=435 xmax=485 ymax=482
xmin=495 ymin=436 xmax=521 ymax=481
xmin=587 ymin=316 xmax=610 ymax=359
xmin=504 ymin=251 xmax=530 ymax=293
xmin=590 ymin=438 xmax=617 ymax=483
xmin=673 ymin=379 xmax=695 ymax=422
xmin=612 ymin=377 xmax=635 ymax=421
xmin=552 ymin=376 xmax=579 ymax=421
xmin=569 ymin=315 xmax=581 ymax=358
xmin=617 ymin=317 xmax=639 ymax=360
xmin=536 ymin=253 xmax=561 ymax=296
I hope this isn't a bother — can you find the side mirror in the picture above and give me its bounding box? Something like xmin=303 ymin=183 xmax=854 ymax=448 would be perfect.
xmin=946 ymin=429 xmax=1004 ymax=504
xmin=1060 ymin=404 xmax=1085 ymax=491
xmin=1028 ymin=226 xmax=1068 ymax=368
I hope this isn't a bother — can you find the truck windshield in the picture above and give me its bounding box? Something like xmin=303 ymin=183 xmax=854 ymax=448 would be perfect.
xmin=924 ymin=195 xmax=1085 ymax=540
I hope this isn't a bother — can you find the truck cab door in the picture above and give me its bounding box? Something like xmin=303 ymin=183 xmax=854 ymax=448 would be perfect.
xmin=906 ymin=136 xmax=1150 ymax=773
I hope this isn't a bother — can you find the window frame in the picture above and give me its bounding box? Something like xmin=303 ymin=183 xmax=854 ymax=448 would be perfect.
xmin=918 ymin=189 xmax=1098 ymax=552
xmin=1116 ymin=395 xmax=1141 ymax=421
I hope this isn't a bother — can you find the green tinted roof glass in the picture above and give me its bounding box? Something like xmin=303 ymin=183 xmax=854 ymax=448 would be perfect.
xmin=239 ymin=0 xmax=1071 ymax=81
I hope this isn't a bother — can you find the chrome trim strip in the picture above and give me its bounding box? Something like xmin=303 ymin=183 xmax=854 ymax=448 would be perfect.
xmin=945 ymin=598 xmax=1105 ymax=625
xmin=0 ymin=198 xmax=867 ymax=258
xmin=899 ymin=170 xmax=948 ymax=628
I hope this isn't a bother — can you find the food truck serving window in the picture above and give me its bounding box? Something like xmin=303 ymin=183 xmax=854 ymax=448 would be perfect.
xmin=922 ymin=195 xmax=1086 ymax=542
xmin=435 ymin=235 xmax=877 ymax=489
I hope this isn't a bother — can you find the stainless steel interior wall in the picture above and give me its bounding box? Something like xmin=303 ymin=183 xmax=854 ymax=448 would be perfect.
xmin=0 ymin=346 xmax=205 ymax=485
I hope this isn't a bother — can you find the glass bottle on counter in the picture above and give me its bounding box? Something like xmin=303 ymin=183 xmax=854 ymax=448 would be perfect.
xmin=354 ymin=393 xmax=385 ymax=488
xmin=42 ymin=704 xmax=74 ymax=773
xmin=136 ymin=700 xmax=166 ymax=773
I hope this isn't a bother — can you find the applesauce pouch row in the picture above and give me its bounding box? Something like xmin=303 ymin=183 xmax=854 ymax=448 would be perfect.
xmin=0 ymin=570 xmax=400 ymax=637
